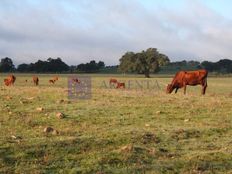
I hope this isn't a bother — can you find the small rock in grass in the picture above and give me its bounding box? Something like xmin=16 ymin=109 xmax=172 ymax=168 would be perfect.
xmin=52 ymin=130 xmax=59 ymax=135
xmin=11 ymin=135 xmax=22 ymax=143
xmin=43 ymin=127 xmax=54 ymax=133
xmin=9 ymin=111 xmax=12 ymax=115
xmin=19 ymin=100 xmax=27 ymax=104
xmin=148 ymin=147 xmax=156 ymax=155
xmin=56 ymin=99 xmax=65 ymax=104
xmin=120 ymin=144 xmax=133 ymax=153
xmin=56 ymin=99 xmax=71 ymax=104
xmin=26 ymin=97 xmax=35 ymax=100
xmin=142 ymin=132 xmax=160 ymax=144
xmin=36 ymin=107 xmax=44 ymax=112
xmin=11 ymin=135 xmax=22 ymax=140
xmin=56 ymin=112 xmax=65 ymax=119
xmin=184 ymin=119 xmax=190 ymax=122
xmin=145 ymin=123 xmax=150 ymax=127
xmin=156 ymin=111 xmax=162 ymax=114
xmin=65 ymin=100 xmax=71 ymax=104
xmin=44 ymin=127 xmax=59 ymax=135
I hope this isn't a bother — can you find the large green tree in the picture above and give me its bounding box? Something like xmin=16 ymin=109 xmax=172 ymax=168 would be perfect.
xmin=119 ymin=48 xmax=170 ymax=77
xmin=0 ymin=57 xmax=15 ymax=72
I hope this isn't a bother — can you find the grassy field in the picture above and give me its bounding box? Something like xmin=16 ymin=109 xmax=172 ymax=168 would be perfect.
xmin=0 ymin=74 xmax=232 ymax=174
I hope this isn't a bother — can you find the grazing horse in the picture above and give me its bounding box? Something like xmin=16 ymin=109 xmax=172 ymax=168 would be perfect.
xmin=53 ymin=76 xmax=59 ymax=81
xmin=4 ymin=79 xmax=11 ymax=86
xmin=72 ymin=78 xmax=80 ymax=83
xmin=4 ymin=75 xmax=16 ymax=86
xmin=32 ymin=76 xmax=39 ymax=86
xmin=109 ymin=78 xmax=118 ymax=84
xmin=49 ymin=79 xmax=55 ymax=84
xmin=116 ymin=82 xmax=125 ymax=89
xmin=166 ymin=69 xmax=208 ymax=95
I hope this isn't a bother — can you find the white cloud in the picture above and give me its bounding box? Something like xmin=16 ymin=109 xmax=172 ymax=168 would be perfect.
xmin=0 ymin=0 xmax=231 ymax=66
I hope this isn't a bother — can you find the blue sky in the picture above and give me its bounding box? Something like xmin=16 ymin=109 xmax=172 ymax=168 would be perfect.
xmin=0 ymin=0 xmax=232 ymax=66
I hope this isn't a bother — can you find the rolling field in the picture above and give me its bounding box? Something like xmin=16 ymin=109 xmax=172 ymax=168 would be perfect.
xmin=0 ymin=74 xmax=232 ymax=173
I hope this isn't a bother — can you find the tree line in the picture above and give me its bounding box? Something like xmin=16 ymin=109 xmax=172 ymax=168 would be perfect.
xmin=0 ymin=57 xmax=105 ymax=73
xmin=0 ymin=47 xmax=231 ymax=76
xmin=201 ymin=59 xmax=232 ymax=73
xmin=163 ymin=59 xmax=232 ymax=74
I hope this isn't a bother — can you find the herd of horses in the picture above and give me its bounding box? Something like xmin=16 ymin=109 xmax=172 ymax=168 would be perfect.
xmin=3 ymin=75 xmax=82 ymax=86
xmin=2 ymin=69 xmax=208 ymax=95
xmin=3 ymin=75 xmax=59 ymax=86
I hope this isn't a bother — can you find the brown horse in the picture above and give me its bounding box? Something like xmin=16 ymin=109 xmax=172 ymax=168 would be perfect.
xmin=49 ymin=79 xmax=55 ymax=84
xmin=53 ymin=76 xmax=59 ymax=81
xmin=166 ymin=69 xmax=208 ymax=95
xmin=116 ymin=82 xmax=125 ymax=89
xmin=32 ymin=76 xmax=39 ymax=86
xmin=72 ymin=78 xmax=80 ymax=83
xmin=4 ymin=75 xmax=16 ymax=86
xmin=109 ymin=78 xmax=118 ymax=84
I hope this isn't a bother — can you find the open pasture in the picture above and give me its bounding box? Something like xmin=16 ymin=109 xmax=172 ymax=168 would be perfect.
xmin=0 ymin=74 xmax=232 ymax=173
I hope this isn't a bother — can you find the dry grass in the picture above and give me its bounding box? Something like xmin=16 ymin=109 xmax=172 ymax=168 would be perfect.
xmin=0 ymin=74 xmax=232 ymax=173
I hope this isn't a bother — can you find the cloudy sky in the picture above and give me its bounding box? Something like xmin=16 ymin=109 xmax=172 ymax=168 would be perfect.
xmin=0 ymin=0 xmax=232 ymax=66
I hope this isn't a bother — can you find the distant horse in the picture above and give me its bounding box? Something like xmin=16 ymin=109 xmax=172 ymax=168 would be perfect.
xmin=32 ymin=76 xmax=39 ymax=86
xmin=49 ymin=79 xmax=55 ymax=84
xmin=4 ymin=75 xmax=16 ymax=86
xmin=53 ymin=76 xmax=59 ymax=81
xmin=109 ymin=78 xmax=118 ymax=84
xmin=116 ymin=82 xmax=125 ymax=89
xmin=72 ymin=78 xmax=80 ymax=83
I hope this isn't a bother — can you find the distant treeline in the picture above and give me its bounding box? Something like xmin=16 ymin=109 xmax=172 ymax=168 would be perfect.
xmin=17 ymin=58 xmax=69 ymax=73
xmin=160 ymin=59 xmax=232 ymax=74
xmin=0 ymin=57 xmax=105 ymax=73
xmin=201 ymin=59 xmax=232 ymax=73
xmin=0 ymin=56 xmax=231 ymax=74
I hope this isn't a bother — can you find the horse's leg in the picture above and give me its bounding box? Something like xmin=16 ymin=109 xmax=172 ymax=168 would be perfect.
xmin=202 ymin=80 xmax=207 ymax=95
xmin=183 ymin=84 xmax=187 ymax=95
xmin=175 ymin=87 xmax=179 ymax=93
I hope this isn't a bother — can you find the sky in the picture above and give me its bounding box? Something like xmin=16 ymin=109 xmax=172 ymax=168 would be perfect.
xmin=0 ymin=0 xmax=232 ymax=66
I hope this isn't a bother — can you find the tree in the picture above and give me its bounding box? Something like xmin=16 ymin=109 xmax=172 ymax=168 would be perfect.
xmin=17 ymin=57 xmax=69 ymax=73
xmin=76 ymin=60 xmax=106 ymax=73
xmin=118 ymin=52 xmax=136 ymax=73
xmin=119 ymin=48 xmax=169 ymax=78
xmin=201 ymin=61 xmax=214 ymax=72
xmin=216 ymin=59 xmax=232 ymax=73
xmin=158 ymin=53 xmax=170 ymax=66
xmin=0 ymin=57 xmax=15 ymax=72
xmin=69 ymin=65 xmax=77 ymax=73
xmin=98 ymin=61 xmax=105 ymax=69
xmin=46 ymin=57 xmax=70 ymax=72
xmin=200 ymin=59 xmax=232 ymax=73
xmin=17 ymin=63 xmax=30 ymax=72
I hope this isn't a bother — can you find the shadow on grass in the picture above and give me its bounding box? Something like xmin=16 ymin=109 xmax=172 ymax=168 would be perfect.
xmin=0 ymin=135 xmax=232 ymax=173
xmin=0 ymin=147 xmax=17 ymax=173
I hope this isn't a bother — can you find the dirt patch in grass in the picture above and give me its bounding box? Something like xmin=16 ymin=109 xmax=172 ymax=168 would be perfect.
xmin=171 ymin=129 xmax=201 ymax=141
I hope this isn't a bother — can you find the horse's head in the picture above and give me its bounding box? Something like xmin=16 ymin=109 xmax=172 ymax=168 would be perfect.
xmin=166 ymin=84 xmax=174 ymax=94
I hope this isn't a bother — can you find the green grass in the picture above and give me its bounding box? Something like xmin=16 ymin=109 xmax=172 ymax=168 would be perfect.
xmin=0 ymin=74 xmax=232 ymax=173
